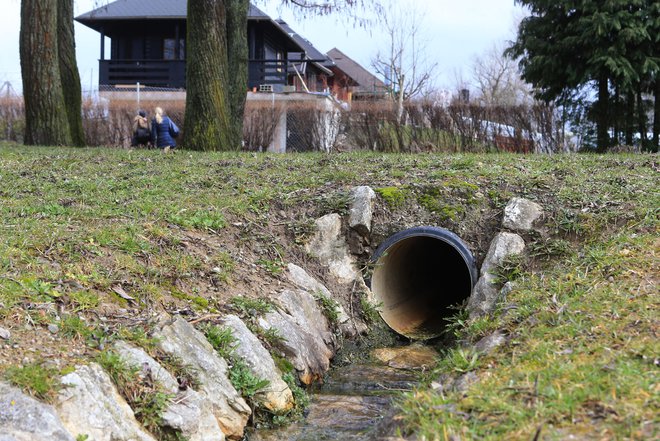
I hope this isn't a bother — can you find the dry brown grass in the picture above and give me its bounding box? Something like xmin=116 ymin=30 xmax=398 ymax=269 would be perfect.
xmin=0 ymin=94 xmax=563 ymax=152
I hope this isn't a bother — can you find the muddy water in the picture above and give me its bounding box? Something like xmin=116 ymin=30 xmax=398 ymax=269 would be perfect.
xmin=246 ymin=345 xmax=437 ymax=441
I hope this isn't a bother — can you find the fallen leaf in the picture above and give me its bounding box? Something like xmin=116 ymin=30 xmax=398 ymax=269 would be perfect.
xmin=112 ymin=285 xmax=135 ymax=301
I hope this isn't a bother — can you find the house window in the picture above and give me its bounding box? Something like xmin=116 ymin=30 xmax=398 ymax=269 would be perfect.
xmin=264 ymin=42 xmax=280 ymax=61
xmin=163 ymin=39 xmax=185 ymax=60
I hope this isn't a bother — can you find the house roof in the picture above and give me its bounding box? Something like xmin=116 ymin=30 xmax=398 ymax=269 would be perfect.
xmin=275 ymin=20 xmax=333 ymax=76
xmin=75 ymin=0 xmax=304 ymax=53
xmin=76 ymin=0 xmax=269 ymax=23
xmin=326 ymin=47 xmax=386 ymax=93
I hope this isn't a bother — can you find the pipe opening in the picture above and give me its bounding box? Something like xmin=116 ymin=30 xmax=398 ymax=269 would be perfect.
xmin=371 ymin=227 xmax=477 ymax=339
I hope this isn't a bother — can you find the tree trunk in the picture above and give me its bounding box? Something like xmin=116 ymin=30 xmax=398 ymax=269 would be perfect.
xmin=625 ymin=89 xmax=634 ymax=146
xmin=636 ymin=84 xmax=647 ymax=151
xmin=653 ymin=78 xmax=659 ymax=153
xmin=613 ymin=85 xmax=619 ymax=144
xmin=595 ymin=74 xmax=609 ymax=152
xmin=20 ymin=0 xmax=72 ymax=146
xmin=225 ymin=0 xmax=249 ymax=149
xmin=185 ymin=0 xmax=234 ymax=151
xmin=395 ymin=75 xmax=405 ymax=124
xmin=58 ymin=0 xmax=85 ymax=146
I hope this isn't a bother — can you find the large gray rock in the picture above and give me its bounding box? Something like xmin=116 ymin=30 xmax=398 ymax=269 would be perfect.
xmin=502 ymin=197 xmax=543 ymax=231
xmin=0 ymin=382 xmax=74 ymax=441
xmin=275 ymin=289 xmax=335 ymax=348
xmin=473 ymin=330 xmax=507 ymax=355
xmin=305 ymin=213 xmax=359 ymax=283
xmin=113 ymin=340 xmax=178 ymax=390
xmin=478 ymin=232 xmax=526 ymax=278
xmin=287 ymin=263 xmax=333 ymax=298
xmin=257 ymin=309 xmax=333 ymax=385
xmin=348 ymin=186 xmax=376 ymax=236
xmin=287 ymin=264 xmax=348 ymax=328
xmin=218 ymin=315 xmax=294 ymax=414
xmin=286 ymin=263 xmax=367 ymax=337
xmin=155 ymin=316 xmax=250 ymax=440
xmin=113 ymin=341 xmax=224 ymax=441
xmin=56 ymin=363 xmax=156 ymax=441
xmin=468 ymin=232 xmax=525 ymax=317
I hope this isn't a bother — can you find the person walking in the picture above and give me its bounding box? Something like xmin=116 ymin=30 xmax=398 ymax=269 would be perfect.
xmin=131 ymin=110 xmax=150 ymax=147
xmin=151 ymin=106 xmax=179 ymax=152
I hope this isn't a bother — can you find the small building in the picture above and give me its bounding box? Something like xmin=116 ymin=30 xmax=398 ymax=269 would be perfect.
xmin=75 ymin=0 xmax=306 ymax=92
xmin=325 ymin=48 xmax=388 ymax=102
xmin=274 ymin=20 xmax=333 ymax=94
xmin=74 ymin=0 xmax=381 ymax=152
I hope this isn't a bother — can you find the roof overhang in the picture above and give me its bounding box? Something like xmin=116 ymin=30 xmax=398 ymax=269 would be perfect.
xmin=75 ymin=1 xmax=304 ymax=52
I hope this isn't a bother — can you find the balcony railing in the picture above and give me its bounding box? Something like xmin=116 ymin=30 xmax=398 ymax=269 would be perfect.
xmin=99 ymin=60 xmax=186 ymax=89
xmin=99 ymin=59 xmax=290 ymax=90
xmin=248 ymin=59 xmax=289 ymax=89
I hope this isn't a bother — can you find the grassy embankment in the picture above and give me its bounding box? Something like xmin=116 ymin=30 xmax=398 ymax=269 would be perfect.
xmin=0 ymin=143 xmax=657 ymax=439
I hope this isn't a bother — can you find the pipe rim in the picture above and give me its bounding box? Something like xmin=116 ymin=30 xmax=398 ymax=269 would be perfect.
xmin=372 ymin=226 xmax=478 ymax=286
xmin=370 ymin=226 xmax=478 ymax=339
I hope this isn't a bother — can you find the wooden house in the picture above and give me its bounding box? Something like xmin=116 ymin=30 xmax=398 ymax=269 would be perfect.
xmin=325 ymin=48 xmax=387 ymax=102
xmin=75 ymin=0 xmax=307 ymax=91
xmin=274 ymin=20 xmax=334 ymax=94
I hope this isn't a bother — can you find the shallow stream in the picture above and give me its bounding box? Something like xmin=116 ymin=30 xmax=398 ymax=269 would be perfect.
xmin=246 ymin=345 xmax=437 ymax=441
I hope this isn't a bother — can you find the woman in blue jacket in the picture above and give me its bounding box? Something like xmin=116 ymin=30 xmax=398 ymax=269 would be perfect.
xmin=151 ymin=107 xmax=179 ymax=152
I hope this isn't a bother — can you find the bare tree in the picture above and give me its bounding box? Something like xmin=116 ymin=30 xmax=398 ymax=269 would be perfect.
xmin=371 ymin=1 xmax=437 ymax=122
xmin=470 ymin=42 xmax=533 ymax=106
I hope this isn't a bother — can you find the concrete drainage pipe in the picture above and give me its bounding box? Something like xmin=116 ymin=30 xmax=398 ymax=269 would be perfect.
xmin=370 ymin=226 xmax=478 ymax=340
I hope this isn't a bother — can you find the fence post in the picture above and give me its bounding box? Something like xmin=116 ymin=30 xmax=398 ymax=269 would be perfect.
xmin=137 ymin=82 xmax=140 ymax=110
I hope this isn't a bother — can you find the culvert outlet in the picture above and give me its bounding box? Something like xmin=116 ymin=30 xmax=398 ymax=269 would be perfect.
xmin=371 ymin=226 xmax=478 ymax=340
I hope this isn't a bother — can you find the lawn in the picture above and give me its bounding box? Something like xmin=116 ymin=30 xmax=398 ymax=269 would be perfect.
xmin=0 ymin=143 xmax=657 ymax=439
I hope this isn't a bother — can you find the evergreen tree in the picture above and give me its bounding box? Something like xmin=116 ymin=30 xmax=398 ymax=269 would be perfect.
xmin=508 ymin=0 xmax=659 ymax=152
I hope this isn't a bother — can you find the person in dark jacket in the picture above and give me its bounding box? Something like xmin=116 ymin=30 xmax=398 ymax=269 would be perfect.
xmin=131 ymin=110 xmax=150 ymax=147
xmin=151 ymin=106 xmax=179 ymax=152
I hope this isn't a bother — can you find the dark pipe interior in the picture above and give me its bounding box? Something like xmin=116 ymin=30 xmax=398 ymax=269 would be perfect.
xmin=371 ymin=235 xmax=475 ymax=339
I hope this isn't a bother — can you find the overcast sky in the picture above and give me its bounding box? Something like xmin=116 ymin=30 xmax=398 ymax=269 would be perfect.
xmin=0 ymin=0 xmax=524 ymax=94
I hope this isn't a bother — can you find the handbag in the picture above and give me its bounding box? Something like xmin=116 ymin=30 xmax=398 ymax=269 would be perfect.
xmin=136 ymin=126 xmax=150 ymax=140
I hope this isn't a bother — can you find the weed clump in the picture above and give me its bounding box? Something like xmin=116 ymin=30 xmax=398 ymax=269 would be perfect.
xmin=96 ymin=350 xmax=179 ymax=439
xmin=229 ymin=296 xmax=274 ymax=317
xmin=4 ymin=362 xmax=65 ymax=402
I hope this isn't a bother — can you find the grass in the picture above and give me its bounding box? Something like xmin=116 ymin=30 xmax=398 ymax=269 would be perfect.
xmin=315 ymin=290 xmax=341 ymax=326
xmin=4 ymin=362 xmax=68 ymax=402
xmin=0 ymin=144 xmax=657 ymax=439
xmin=228 ymin=358 xmax=270 ymax=399
xmin=204 ymin=324 xmax=238 ymax=359
xmin=229 ymin=295 xmax=274 ymax=317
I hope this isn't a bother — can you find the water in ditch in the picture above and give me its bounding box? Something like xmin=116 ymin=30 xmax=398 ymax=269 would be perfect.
xmin=245 ymin=344 xmax=437 ymax=441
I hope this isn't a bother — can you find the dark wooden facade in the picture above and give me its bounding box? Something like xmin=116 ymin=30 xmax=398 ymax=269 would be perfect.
xmin=76 ymin=2 xmax=304 ymax=90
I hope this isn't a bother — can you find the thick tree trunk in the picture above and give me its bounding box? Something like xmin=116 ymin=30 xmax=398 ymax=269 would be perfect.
xmin=595 ymin=74 xmax=609 ymax=152
xmin=225 ymin=0 xmax=249 ymax=149
xmin=185 ymin=0 xmax=246 ymax=151
xmin=58 ymin=0 xmax=85 ymax=146
xmin=653 ymin=78 xmax=659 ymax=153
xmin=20 ymin=0 xmax=72 ymax=146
